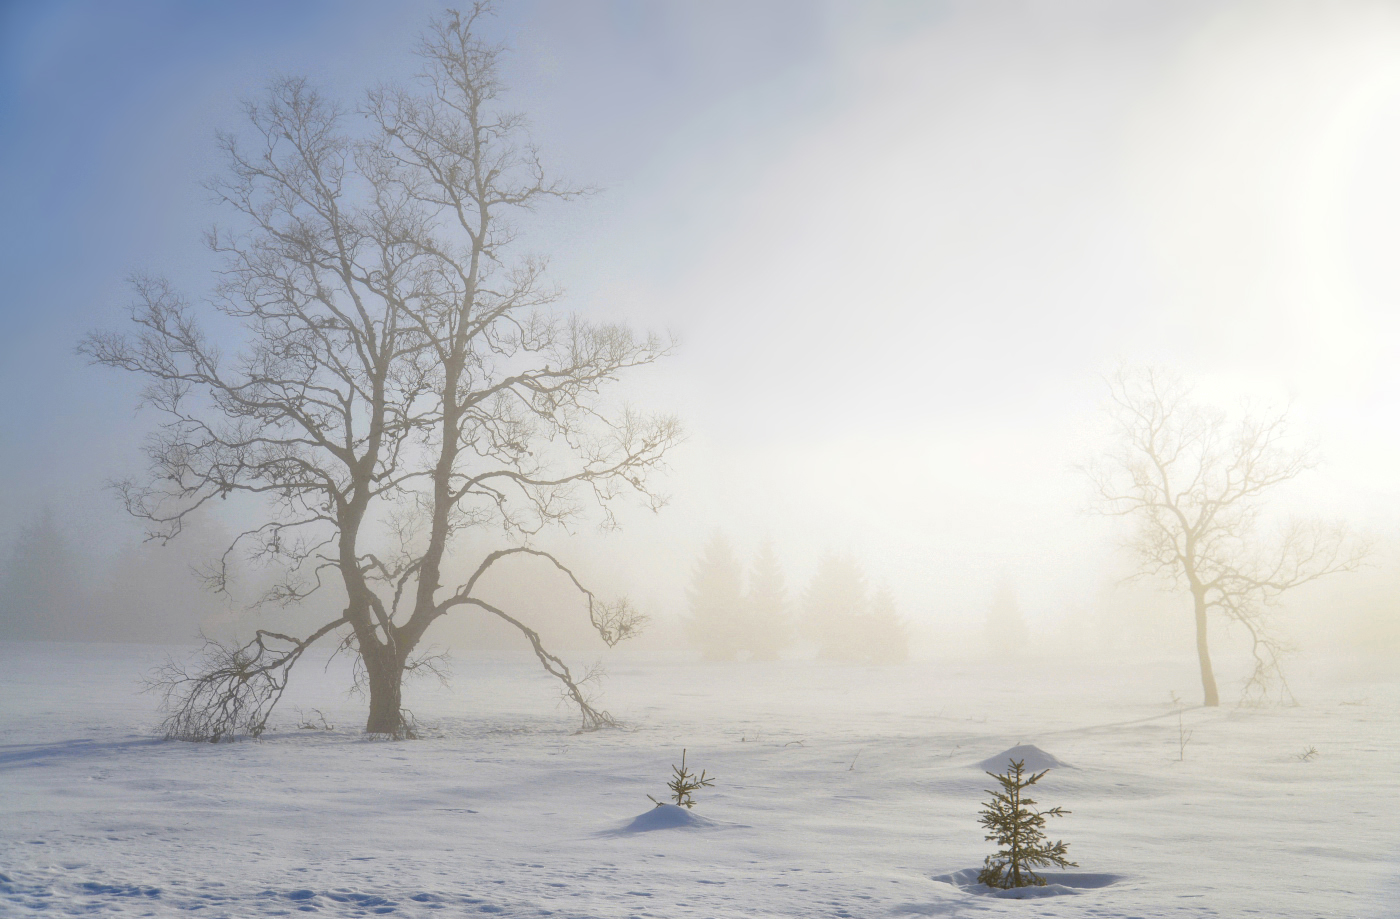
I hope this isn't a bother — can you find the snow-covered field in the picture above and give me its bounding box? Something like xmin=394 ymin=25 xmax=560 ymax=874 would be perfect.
xmin=2 ymin=640 xmax=1397 ymax=918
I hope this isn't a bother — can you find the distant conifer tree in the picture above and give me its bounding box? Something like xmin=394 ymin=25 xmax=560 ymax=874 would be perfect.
xmin=984 ymin=581 xmax=1029 ymax=655
xmin=802 ymin=555 xmax=910 ymax=664
xmin=0 ymin=506 xmax=85 ymax=641
xmin=745 ymin=540 xmax=792 ymax=660
xmin=684 ymin=533 xmax=746 ymax=660
xmin=802 ymin=552 xmax=869 ymax=661
xmin=864 ymin=583 xmax=910 ymax=664
xmin=977 ymin=759 xmax=1077 ymax=889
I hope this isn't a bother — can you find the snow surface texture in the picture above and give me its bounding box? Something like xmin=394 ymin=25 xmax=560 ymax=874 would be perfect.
xmin=2 ymin=641 xmax=1399 ymax=917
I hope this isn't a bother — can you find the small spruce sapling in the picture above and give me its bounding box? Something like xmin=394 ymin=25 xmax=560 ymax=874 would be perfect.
xmin=1176 ymin=709 xmax=1192 ymax=762
xmin=977 ymin=758 xmax=1077 ymax=889
xmin=648 ymin=749 xmax=714 ymax=809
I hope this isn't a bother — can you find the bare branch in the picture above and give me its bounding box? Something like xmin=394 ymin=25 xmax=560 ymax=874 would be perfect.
xmin=441 ymin=546 xmax=647 ymax=646
xmin=462 ymin=597 xmax=617 ymax=732
xmin=89 ymin=3 xmax=674 ymax=737
xmin=147 ymin=617 xmax=348 ymax=742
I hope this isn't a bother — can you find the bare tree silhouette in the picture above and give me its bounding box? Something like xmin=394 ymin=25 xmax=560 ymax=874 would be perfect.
xmin=83 ymin=3 xmax=679 ymax=739
xmin=1086 ymin=367 xmax=1365 ymax=706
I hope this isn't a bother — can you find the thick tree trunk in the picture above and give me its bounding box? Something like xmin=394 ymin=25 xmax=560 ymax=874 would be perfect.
xmin=1193 ymin=590 xmax=1219 ymax=707
xmin=363 ymin=645 xmax=407 ymax=735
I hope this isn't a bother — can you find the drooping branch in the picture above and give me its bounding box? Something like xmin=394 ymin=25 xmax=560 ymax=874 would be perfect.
xmin=461 ymin=598 xmax=615 ymax=732
xmin=148 ymin=617 xmax=348 ymax=742
xmin=440 ymin=546 xmax=646 ymax=646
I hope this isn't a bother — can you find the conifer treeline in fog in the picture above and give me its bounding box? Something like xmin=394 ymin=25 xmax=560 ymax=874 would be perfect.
xmin=683 ymin=533 xmax=909 ymax=664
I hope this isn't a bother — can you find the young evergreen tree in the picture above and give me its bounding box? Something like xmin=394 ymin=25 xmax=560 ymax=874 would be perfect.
xmin=647 ymin=749 xmax=714 ymax=809
xmin=684 ymin=533 xmax=746 ymax=661
xmin=744 ymin=540 xmax=791 ymax=660
xmin=977 ymin=759 xmax=1077 ymax=889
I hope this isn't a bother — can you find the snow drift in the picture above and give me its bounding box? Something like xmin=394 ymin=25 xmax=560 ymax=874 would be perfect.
xmin=612 ymin=804 xmax=718 ymax=834
xmin=932 ymin=868 xmax=1122 ymax=898
xmin=976 ymin=743 xmax=1067 ymax=772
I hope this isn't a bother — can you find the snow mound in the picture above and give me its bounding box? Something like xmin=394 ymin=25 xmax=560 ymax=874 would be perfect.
xmin=977 ymin=744 xmax=1067 ymax=773
xmin=613 ymin=804 xmax=718 ymax=834
xmin=933 ymin=868 xmax=1121 ymax=899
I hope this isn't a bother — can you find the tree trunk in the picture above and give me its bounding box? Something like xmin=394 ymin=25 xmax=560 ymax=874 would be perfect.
xmin=363 ymin=644 xmax=406 ymax=735
xmin=1193 ymin=589 xmax=1219 ymax=707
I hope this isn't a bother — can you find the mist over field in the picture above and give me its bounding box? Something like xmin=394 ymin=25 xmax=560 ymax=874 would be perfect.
xmin=2 ymin=3 xmax=1400 ymax=915
xmin=4 ymin=0 xmax=1399 ymax=675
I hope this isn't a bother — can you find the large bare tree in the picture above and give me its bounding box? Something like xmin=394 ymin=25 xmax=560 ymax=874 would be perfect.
xmin=82 ymin=5 xmax=680 ymax=739
xmin=1087 ymin=367 xmax=1365 ymax=706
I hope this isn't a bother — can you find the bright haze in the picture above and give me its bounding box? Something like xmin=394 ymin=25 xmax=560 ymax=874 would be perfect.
xmin=2 ymin=0 xmax=1398 ymax=665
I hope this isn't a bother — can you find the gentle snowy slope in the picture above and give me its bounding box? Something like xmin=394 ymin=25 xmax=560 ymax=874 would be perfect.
xmin=1 ymin=641 xmax=1397 ymax=917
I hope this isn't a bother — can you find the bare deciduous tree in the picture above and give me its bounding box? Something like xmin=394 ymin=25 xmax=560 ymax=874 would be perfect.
xmin=82 ymin=4 xmax=679 ymax=739
xmin=1087 ymin=367 xmax=1365 ymax=706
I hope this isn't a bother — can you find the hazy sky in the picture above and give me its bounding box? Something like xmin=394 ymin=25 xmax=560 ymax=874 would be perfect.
xmin=4 ymin=0 xmax=1400 ymax=643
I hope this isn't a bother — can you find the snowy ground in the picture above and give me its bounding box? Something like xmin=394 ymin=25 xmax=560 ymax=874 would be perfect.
xmin=2 ymin=641 xmax=1398 ymax=918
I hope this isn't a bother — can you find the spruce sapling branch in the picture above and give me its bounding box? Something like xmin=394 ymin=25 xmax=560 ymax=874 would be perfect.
xmin=977 ymin=758 xmax=1077 ymax=889
xmin=647 ymin=748 xmax=714 ymax=809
